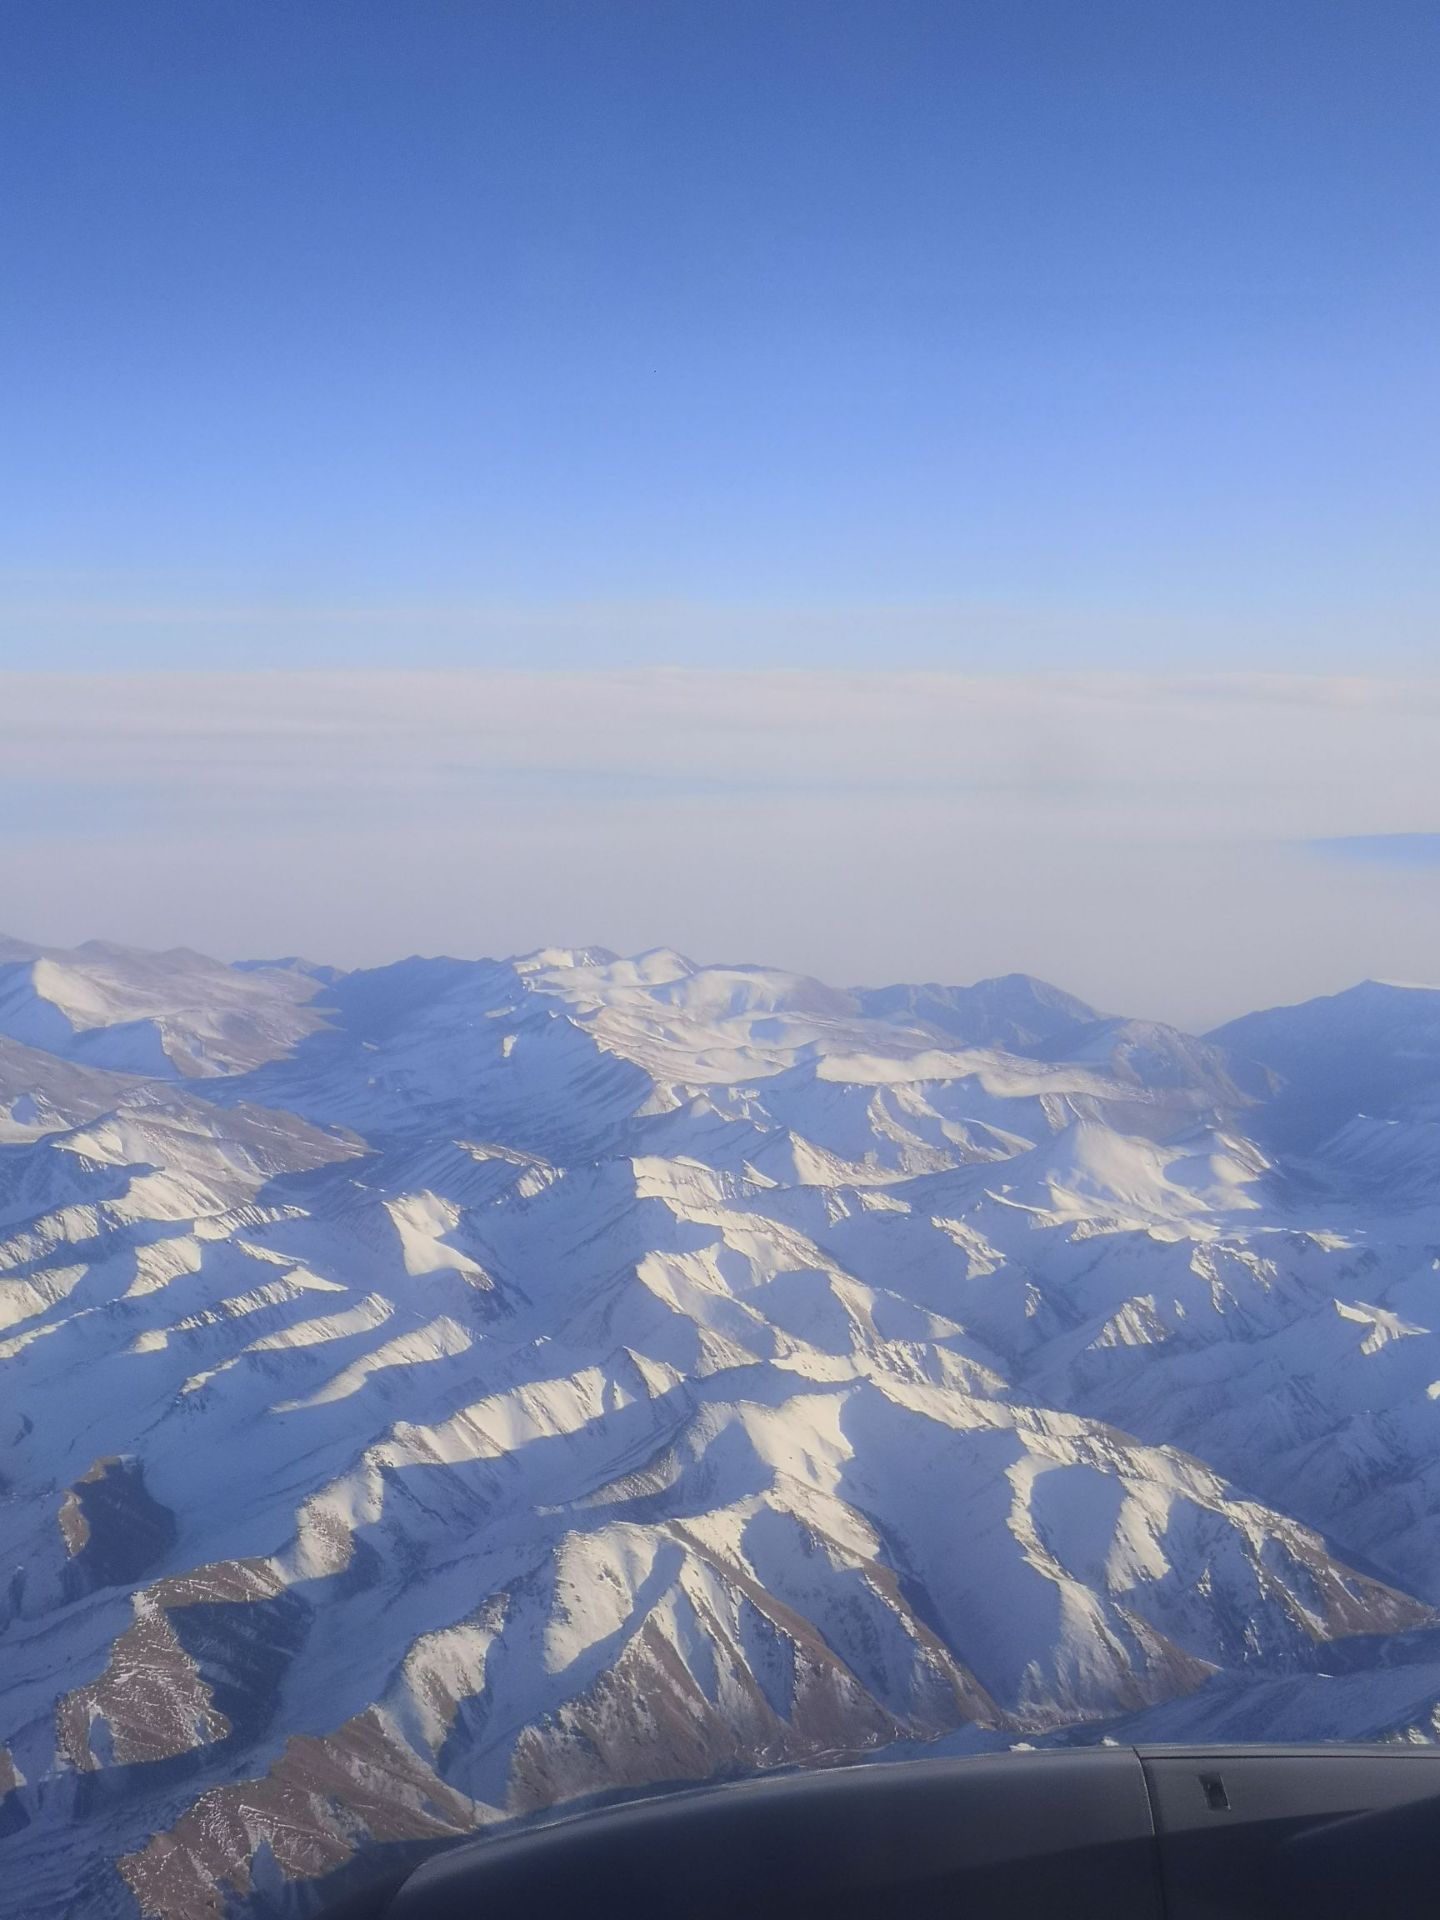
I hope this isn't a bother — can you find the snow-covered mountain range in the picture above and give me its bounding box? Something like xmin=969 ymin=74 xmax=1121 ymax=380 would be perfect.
xmin=5 ymin=936 xmax=1440 ymax=1917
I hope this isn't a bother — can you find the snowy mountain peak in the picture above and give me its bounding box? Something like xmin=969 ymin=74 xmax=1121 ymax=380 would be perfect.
xmin=0 ymin=935 xmax=334 ymax=1079
xmin=513 ymin=944 xmax=622 ymax=973
xmin=855 ymin=972 xmax=1100 ymax=1053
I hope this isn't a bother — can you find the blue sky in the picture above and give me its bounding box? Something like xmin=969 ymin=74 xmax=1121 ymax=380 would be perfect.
xmin=1 ymin=4 xmax=1437 ymax=1015
xmin=3 ymin=0 xmax=1437 ymax=668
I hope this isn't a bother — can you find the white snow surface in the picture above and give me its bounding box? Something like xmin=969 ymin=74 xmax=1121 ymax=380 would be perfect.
xmin=4 ymin=938 xmax=1440 ymax=1917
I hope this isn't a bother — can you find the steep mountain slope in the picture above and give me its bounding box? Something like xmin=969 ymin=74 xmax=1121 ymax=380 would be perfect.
xmin=3 ymin=939 xmax=1440 ymax=1918
xmin=1210 ymin=979 xmax=1440 ymax=1152
xmin=0 ymin=1037 xmax=150 ymax=1144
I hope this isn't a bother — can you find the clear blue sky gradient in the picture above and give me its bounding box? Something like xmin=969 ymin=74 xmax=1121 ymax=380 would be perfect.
xmin=3 ymin=0 xmax=1437 ymax=666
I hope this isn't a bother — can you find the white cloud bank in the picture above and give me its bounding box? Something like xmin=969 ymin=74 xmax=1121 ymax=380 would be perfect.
xmin=1 ymin=669 xmax=1436 ymax=1028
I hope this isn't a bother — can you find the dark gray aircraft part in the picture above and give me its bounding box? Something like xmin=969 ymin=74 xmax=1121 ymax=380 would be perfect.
xmin=312 ymin=1745 xmax=1440 ymax=1918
